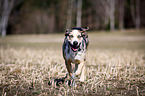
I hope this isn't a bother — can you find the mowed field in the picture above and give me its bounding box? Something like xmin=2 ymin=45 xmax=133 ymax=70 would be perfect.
xmin=0 ymin=30 xmax=145 ymax=95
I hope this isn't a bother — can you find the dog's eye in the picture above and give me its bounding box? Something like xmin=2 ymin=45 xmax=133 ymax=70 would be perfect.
xmin=69 ymin=35 xmax=73 ymax=38
xmin=78 ymin=35 xmax=81 ymax=38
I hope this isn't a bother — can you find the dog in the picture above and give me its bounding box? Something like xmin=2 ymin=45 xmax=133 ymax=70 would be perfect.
xmin=62 ymin=27 xmax=89 ymax=85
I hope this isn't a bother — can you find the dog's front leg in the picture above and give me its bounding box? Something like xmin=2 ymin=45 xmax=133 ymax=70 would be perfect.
xmin=65 ymin=60 xmax=76 ymax=87
xmin=75 ymin=61 xmax=84 ymax=75
xmin=75 ymin=61 xmax=86 ymax=82
xmin=79 ymin=64 xmax=86 ymax=82
xmin=65 ymin=60 xmax=72 ymax=77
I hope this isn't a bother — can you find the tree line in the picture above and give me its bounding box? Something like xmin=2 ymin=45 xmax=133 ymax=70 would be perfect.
xmin=0 ymin=0 xmax=145 ymax=36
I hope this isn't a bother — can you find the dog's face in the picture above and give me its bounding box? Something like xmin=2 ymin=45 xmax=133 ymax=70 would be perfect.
xmin=67 ymin=30 xmax=83 ymax=52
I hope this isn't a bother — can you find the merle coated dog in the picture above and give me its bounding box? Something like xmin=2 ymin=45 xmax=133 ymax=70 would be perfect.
xmin=62 ymin=27 xmax=89 ymax=85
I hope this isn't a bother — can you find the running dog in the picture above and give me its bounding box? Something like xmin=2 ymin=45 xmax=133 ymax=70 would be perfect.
xmin=62 ymin=27 xmax=89 ymax=84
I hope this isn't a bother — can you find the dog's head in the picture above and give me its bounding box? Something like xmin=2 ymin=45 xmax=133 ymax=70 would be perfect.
xmin=65 ymin=27 xmax=89 ymax=52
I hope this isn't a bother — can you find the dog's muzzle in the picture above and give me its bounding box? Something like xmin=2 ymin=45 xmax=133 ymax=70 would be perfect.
xmin=69 ymin=41 xmax=81 ymax=52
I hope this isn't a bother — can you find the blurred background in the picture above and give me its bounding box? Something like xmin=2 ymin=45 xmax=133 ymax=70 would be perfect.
xmin=0 ymin=0 xmax=145 ymax=36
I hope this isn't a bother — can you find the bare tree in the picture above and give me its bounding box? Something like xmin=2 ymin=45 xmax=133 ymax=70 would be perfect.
xmin=130 ymin=0 xmax=135 ymax=26
xmin=101 ymin=0 xmax=110 ymax=26
xmin=118 ymin=0 xmax=125 ymax=30
xmin=0 ymin=0 xmax=15 ymax=37
xmin=66 ymin=0 xmax=82 ymax=28
xmin=66 ymin=0 xmax=74 ymax=28
xmin=135 ymin=0 xmax=140 ymax=29
xmin=130 ymin=0 xmax=141 ymax=29
xmin=109 ymin=0 xmax=115 ymax=31
xmin=76 ymin=0 xmax=82 ymax=27
xmin=100 ymin=0 xmax=116 ymax=31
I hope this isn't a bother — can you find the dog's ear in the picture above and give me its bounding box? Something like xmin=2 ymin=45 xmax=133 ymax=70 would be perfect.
xmin=65 ymin=29 xmax=71 ymax=36
xmin=82 ymin=27 xmax=89 ymax=31
xmin=66 ymin=29 xmax=71 ymax=32
xmin=81 ymin=32 xmax=88 ymax=37
xmin=81 ymin=27 xmax=89 ymax=37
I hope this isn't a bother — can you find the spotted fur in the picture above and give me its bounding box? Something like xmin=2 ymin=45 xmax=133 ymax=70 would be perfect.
xmin=62 ymin=27 xmax=89 ymax=82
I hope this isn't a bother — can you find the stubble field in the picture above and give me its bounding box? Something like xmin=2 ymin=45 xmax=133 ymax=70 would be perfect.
xmin=0 ymin=30 xmax=145 ymax=95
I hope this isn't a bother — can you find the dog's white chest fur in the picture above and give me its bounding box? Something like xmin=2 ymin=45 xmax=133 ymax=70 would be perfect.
xmin=66 ymin=48 xmax=85 ymax=63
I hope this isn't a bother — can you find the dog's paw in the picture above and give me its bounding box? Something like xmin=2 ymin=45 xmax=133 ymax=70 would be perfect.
xmin=79 ymin=79 xmax=84 ymax=82
xmin=71 ymin=73 xmax=76 ymax=80
xmin=79 ymin=77 xmax=86 ymax=82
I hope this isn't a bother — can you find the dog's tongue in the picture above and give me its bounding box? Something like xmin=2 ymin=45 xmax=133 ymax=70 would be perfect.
xmin=72 ymin=47 xmax=77 ymax=51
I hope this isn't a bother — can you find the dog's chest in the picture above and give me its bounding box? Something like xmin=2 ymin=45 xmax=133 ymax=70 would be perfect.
xmin=66 ymin=50 xmax=84 ymax=61
xmin=64 ymin=41 xmax=86 ymax=62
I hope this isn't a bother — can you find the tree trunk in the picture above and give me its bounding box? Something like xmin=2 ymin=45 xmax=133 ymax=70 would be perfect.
xmin=130 ymin=0 xmax=136 ymax=27
xmin=135 ymin=0 xmax=140 ymax=29
xmin=130 ymin=0 xmax=140 ymax=29
xmin=109 ymin=0 xmax=115 ymax=31
xmin=66 ymin=0 xmax=74 ymax=29
xmin=119 ymin=0 xmax=124 ymax=30
xmin=76 ymin=0 xmax=82 ymax=27
xmin=0 ymin=0 xmax=15 ymax=37
xmin=100 ymin=0 xmax=110 ymax=29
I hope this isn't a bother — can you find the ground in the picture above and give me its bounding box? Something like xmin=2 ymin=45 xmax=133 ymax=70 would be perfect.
xmin=0 ymin=29 xmax=145 ymax=95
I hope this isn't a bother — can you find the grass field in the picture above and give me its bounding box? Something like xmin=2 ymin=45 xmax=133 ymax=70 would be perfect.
xmin=0 ymin=29 xmax=145 ymax=95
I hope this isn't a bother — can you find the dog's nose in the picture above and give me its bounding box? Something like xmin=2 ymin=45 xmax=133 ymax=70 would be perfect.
xmin=73 ymin=41 xmax=78 ymax=46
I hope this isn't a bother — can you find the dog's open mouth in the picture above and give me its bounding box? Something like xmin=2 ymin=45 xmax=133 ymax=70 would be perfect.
xmin=69 ymin=42 xmax=80 ymax=52
xmin=71 ymin=46 xmax=79 ymax=52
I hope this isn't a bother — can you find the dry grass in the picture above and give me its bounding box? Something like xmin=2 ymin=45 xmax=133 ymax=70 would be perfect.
xmin=0 ymin=30 xmax=145 ymax=95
